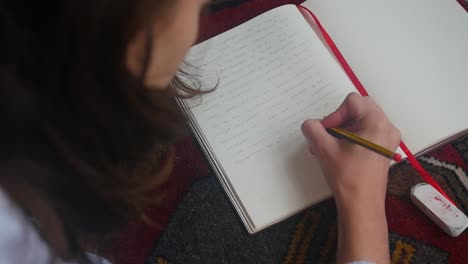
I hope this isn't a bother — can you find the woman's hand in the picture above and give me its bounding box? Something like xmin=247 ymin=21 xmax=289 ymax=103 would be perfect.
xmin=301 ymin=92 xmax=401 ymax=264
xmin=301 ymin=92 xmax=401 ymax=204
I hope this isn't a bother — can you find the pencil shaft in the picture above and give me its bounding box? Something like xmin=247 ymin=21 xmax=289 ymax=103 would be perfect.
xmin=326 ymin=128 xmax=394 ymax=159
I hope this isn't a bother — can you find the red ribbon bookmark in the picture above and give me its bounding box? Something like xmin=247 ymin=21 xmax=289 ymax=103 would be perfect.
xmin=297 ymin=5 xmax=454 ymax=204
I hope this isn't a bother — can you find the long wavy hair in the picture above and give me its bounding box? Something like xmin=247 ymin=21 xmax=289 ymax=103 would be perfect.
xmin=0 ymin=0 xmax=206 ymax=262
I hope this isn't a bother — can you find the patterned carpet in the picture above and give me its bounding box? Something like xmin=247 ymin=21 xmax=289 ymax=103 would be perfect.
xmin=145 ymin=136 xmax=468 ymax=264
xmin=108 ymin=1 xmax=468 ymax=263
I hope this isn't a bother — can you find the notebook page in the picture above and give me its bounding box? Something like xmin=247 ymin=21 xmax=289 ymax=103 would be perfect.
xmin=184 ymin=5 xmax=355 ymax=229
xmin=302 ymin=0 xmax=468 ymax=153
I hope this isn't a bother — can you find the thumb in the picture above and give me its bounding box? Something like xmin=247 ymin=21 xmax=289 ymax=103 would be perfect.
xmin=301 ymin=119 xmax=338 ymax=156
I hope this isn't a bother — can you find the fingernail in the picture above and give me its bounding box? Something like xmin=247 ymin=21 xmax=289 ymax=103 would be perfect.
xmin=301 ymin=119 xmax=312 ymax=132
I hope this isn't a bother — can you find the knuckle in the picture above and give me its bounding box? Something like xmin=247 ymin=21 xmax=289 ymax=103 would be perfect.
xmin=391 ymin=126 xmax=402 ymax=142
xmin=302 ymin=120 xmax=321 ymax=141
xmin=301 ymin=120 xmax=314 ymax=134
xmin=346 ymin=93 xmax=367 ymax=117
xmin=346 ymin=92 xmax=361 ymax=102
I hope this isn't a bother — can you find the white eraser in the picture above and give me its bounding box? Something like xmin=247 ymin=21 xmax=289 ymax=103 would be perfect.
xmin=410 ymin=183 xmax=468 ymax=237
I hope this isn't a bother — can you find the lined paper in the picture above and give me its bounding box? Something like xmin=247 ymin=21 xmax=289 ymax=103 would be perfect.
xmin=184 ymin=5 xmax=355 ymax=230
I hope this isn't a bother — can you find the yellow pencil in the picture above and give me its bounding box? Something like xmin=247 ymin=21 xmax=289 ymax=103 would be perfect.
xmin=326 ymin=127 xmax=402 ymax=162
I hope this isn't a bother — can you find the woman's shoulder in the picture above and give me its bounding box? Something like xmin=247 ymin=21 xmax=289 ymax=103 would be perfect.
xmin=0 ymin=187 xmax=112 ymax=264
xmin=0 ymin=186 xmax=52 ymax=263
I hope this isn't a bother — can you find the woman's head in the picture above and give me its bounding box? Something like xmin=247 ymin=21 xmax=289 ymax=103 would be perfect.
xmin=0 ymin=0 xmax=209 ymax=261
xmin=127 ymin=0 xmax=209 ymax=87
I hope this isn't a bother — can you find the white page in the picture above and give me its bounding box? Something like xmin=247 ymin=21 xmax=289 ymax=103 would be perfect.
xmin=302 ymin=0 xmax=468 ymax=152
xmin=184 ymin=5 xmax=356 ymax=230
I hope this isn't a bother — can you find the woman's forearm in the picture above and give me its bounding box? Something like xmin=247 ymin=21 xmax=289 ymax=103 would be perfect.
xmin=336 ymin=193 xmax=390 ymax=264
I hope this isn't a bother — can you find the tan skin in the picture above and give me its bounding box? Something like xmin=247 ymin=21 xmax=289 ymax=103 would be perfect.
xmin=302 ymin=93 xmax=400 ymax=264
xmin=127 ymin=0 xmax=210 ymax=88
xmin=4 ymin=1 xmax=399 ymax=263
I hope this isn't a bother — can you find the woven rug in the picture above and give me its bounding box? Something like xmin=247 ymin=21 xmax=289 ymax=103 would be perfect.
xmin=108 ymin=1 xmax=468 ymax=263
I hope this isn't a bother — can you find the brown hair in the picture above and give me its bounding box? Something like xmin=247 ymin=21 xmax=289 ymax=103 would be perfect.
xmin=0 ymin=0 xmax=206 ymax=262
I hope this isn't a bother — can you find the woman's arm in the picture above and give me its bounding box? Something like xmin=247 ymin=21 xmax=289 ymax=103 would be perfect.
xmin=301 ymin=93 xmax=401 ymax=264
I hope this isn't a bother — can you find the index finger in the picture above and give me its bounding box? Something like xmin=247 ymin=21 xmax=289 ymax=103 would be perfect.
xmin=320 ymin=93 xmax=370 ymax=128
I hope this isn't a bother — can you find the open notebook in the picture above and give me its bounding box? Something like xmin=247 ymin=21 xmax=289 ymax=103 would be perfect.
xmin=178 ymin=0 xmax=468 ymax=233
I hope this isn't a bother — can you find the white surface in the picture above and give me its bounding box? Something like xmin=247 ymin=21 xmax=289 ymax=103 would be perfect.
xmin=302 ymin=0 xmax=468 ymax=153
